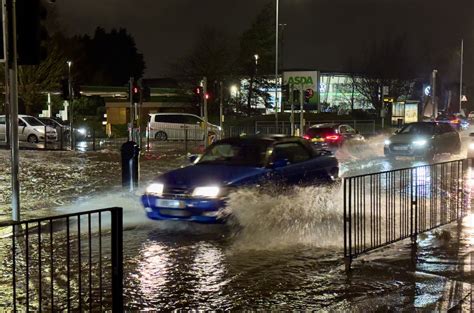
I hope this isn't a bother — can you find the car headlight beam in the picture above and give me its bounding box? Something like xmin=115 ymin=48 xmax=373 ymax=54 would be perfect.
xmin=384 ymin=139 xmax=391 ymax=146
xmin=192 ymin=186 xmax=220 ymax=198
xmin=469 ymin=143 xmax=474 ymax=150
xmin=412 ymin=139 xmax=427 ymax=147
xmin=145 ymin=183 xmax=164 ymax=196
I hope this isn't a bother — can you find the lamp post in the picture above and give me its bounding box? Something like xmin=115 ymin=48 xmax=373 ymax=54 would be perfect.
xmin=67 ymin=61 xmax=73 ymax=150
xmin=275 ymin=0 xmax=279 ymax=131
xmin=254 ymin=54 xmax=259 ymax=75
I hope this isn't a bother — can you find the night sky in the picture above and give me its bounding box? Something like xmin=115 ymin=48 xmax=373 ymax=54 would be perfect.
xmin=56 ymin=0 xmax=474 ymax=84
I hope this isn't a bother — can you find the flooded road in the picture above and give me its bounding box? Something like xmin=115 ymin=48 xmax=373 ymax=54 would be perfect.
xmin=0 ymin=132 xmax=472 ymax=310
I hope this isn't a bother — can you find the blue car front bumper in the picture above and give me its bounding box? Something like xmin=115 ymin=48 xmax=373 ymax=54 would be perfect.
xmin=141 ymin=194 xmax=226 ymax=224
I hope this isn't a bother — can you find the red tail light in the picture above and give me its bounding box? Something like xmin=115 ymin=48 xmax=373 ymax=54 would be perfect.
xmin=326 ymin=135 xmax=341 ymax=141
xmin=451 ymin=119 xmax=460 ymax=124
xmin=303 ymin=135 xmax=311 ymax=140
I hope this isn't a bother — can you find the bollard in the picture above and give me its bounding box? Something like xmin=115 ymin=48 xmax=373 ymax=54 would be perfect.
xmin=121 ymin=141 xmax=140 ymax=191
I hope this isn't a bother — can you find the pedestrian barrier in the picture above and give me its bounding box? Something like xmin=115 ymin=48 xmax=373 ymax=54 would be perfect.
xmin=344 ymin=159 xmax=472 ymax=270
xmin=1 ymin=207 xmax=123 ymax=312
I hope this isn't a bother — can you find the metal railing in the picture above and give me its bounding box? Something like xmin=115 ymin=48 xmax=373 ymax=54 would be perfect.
xmin=225 ymin=120 xmax=376 ymax=138
xmin=344 ymin=159 xmax=472 ymax=270
xmin=0 ymin=207 xmax=123 ymax=312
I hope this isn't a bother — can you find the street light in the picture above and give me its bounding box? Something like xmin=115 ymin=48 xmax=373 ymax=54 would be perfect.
xmin=275 ymin=0 xmax=279 ymax=130
xmin=67 ymin=60 xmax=73 ymax=150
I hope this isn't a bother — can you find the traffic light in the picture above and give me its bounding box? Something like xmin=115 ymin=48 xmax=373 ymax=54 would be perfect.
xmin=16 ymin=0 xmax=47 ymax=65
xmin=282 ymin=84 xmax=289 ymax=102
xmin=131 ymin=84 xmax=140 ymax=103
xmin=193 ymin=86 xmax=203 ymax=106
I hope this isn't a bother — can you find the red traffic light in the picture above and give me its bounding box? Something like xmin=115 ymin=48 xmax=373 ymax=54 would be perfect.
xmin=195 ymin=87 xmax=201 ymax=94
xmin=205 ymin=93 xmax=210 ymax=100
xmin=133 ymin=86 xmax=139 ymax=94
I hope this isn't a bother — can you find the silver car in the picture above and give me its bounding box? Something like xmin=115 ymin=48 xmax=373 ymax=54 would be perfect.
xmin=0 ymin=115 xmax=57 ymax=143
xmin=384 ymin=122 xmax=460 ymax=160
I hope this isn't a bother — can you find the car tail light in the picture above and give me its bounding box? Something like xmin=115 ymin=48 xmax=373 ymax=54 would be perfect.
xmin=303 ymin=135 xmax=311 ymax=140
xmin=451 ymin=119 xmax=460 ymax=124
xmin=326 ymin=135 xmax=340 ymax=141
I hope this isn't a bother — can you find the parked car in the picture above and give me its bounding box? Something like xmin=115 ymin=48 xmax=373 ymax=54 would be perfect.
xmin=435 ymin=113 xmax=469 ymax=131
xmin=0 ymin=115 xmax=57 ymax=143
xmin=148 ymin=113 xmax=221 ymax=141
xmin=468 ymin=133 xmax=474 ymax=159
xmin=303 ymin=123 xmax=365 ymax=151
xmin=384 ymin=122 xmax=461 ymax=160
xmin=141 ymin=135 xmax=339 ymax=223
xmin=468 ymin=111 xmax=474 ymax=121
xmin=37 ymin=117 xmax=70 ymax=140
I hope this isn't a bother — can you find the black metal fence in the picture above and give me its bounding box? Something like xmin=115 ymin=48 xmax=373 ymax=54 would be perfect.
xmin=344 ymin=159 xmax=472 ymax=270
xmin=226 ymin=120 xmax=376 ymax=137
xmin=0 ymin=207 xmax=123 ymax=312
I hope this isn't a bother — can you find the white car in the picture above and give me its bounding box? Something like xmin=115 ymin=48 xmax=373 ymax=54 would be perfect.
xmin=148 ymin=113 xmax=221 ymax=141
xmin=0 ymin=115 xmax=57 ymax=143
xmin=468 ymin=111 xmax=474 ymax=120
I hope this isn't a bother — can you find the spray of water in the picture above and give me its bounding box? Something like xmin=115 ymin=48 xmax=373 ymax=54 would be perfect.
xmin=223 ymin=184 xmax=344 ymax=251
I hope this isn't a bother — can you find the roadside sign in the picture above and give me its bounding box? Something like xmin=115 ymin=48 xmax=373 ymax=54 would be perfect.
xmin=461 ymin=95 xmax=468 ymax=102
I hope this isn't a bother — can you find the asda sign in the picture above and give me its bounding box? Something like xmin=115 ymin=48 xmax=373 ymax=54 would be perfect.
xmin=283 ymin=71 xmax=320 ymax=105
xmin=287 ymin=76 xmax=314 ymax=85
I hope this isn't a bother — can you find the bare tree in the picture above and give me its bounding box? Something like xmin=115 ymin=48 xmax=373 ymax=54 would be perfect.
xmin=349 ymin=36 xmax=416 ymax=113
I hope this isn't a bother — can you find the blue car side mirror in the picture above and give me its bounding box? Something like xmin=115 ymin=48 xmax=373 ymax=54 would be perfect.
xmin=188 ymin=154 xmax=199 ymax=163
xmin=272 ymin=159 xmax=289 ymax=169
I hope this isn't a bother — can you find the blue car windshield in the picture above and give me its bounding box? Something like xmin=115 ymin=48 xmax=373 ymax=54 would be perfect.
xmin=198 ymin=142 xmax=268 ymax=167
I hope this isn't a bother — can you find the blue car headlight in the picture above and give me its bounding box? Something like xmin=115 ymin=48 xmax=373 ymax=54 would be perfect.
xmin=192 ymin=186 xmax=220 ymax=198
xmin=145 ymin=183 xmax=164 ymax=196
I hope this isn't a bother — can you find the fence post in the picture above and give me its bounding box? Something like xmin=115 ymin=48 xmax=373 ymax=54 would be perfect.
xmin=344 ymin=178 xmax=352 ymax=272
xmin=111 ymin=207 xmax=123 ymax=312
xmin=410 ymin=168 xmax=418 ymax=243
xmin=146 ymin=122 xmax=150 ymax=152
xmin=184 ymin=126 xmax=188 ymax=155
xmin=59 ymin=126 xmax=63 ymax=150
xmin=44 ymin=125 xmax=47 ymax=149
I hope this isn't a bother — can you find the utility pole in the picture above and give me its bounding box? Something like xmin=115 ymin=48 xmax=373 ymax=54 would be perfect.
xmin=274 ymin=0 xmax=279 ymax=131
xmin=203 ymin=76 xmax=208 ymax=147
xmin=290 ymin=84 xmax=295 ymax=135
xmin=219 ymin=81 xmax=223 ymax=134
xmin=129 ymin=77 xmax=134 ymax=141
xmin=459 ymin=39 xmax=464 ymax=113
xmin=432 ymin=70 xmax=438 ymax=119
xmin=5 ymin=0 xmax=20 ymax=221
xmin=3 ymin=0 xmax=9 ymax=148
xmin=299 ymin=84 xmax=304 ymax=136
xmin=67 ymin=61 xmax=73 ymax=150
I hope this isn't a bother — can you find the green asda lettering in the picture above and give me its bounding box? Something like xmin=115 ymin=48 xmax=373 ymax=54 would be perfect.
xmin=287 ymin=76 xmax=314 ymax=85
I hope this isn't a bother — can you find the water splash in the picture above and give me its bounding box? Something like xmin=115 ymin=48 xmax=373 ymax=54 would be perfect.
xmin=224 ymin=184 xmax=344 ymax=251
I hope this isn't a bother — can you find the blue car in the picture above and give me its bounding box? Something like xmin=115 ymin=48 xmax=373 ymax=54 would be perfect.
xmin=141 ymin=135 xmax=339 ymax=223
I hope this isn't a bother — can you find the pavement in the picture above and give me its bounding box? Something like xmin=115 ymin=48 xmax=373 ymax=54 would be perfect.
xmin=347 ymin=216 xmax=473 ymax=311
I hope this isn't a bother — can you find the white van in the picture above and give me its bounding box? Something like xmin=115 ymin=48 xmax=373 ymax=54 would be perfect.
xmin=0 ymin=115 xmax=57 ymax=143
xmin=148 ymin=113 xmax=221 ymax=141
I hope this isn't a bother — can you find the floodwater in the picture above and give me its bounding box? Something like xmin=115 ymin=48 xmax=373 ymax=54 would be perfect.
xmin=0 ymin=133 xmax=472 ymax=310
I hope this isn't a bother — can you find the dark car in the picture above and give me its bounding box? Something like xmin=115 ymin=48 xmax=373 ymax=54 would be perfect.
xmin=435 ymin=113 xmax=469 ymax=131
xmin=303 ymin=123 xmax=365 ymax=150
xmin=141 ymin=135 xmax=339 ymax=223
xmin=37 ymin=117 xmax=70 ymax=140
xmin=384 ymin=122 xmax=461 ymax=160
